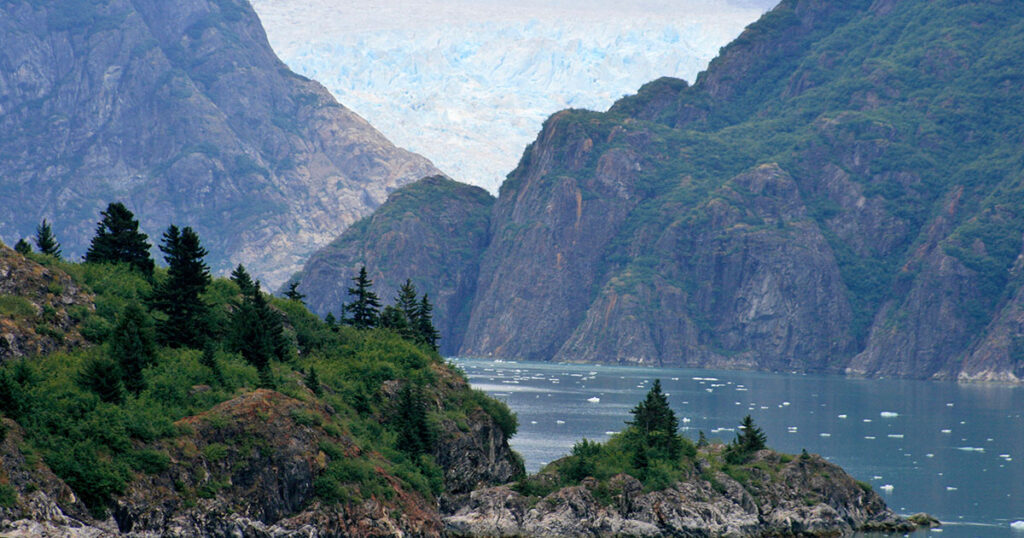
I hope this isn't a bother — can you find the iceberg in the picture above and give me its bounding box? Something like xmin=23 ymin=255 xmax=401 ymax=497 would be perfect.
xmin=880 ymin=411 xmax=899 ymax=418
xmin=1011 ymin=520 xmax=1024 ymax=531
xmin=587 ymin=396 xmax=600 ymax=403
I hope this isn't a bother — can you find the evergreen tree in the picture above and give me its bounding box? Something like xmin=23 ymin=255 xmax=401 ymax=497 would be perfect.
xmin=230 ymin=264 xmax=257 ymax=296
xmin=78 ymin=355 xmax=124 ymax=404
xmin=13 ymin=239 xmax=31 ymax=255
xmin=697 ymin=430 xmax=708 ymax=448
xmin=345 ymin=267 xmax=381 ymax=329
xmin=109 ymin=303 xmax=156 ymax=395
xmin=396 ymin=279 xmax=420 ymax=339
xmin=627 ymin=379 xmax=682 ymax=459
xmin=201 ymin=341 xmax=225 ymax=386
xmin=380 ymin=305 xmax=409 ymax=334
xmin=305 ymin=366 xmax=322 ymax=396
xmin=84 ymin=202 xmax=154 ymax=275
xmin=229 ymin=280 xmax=287 ymax=372
xmin=324 ymin=312 xmax=337 ymax=328
xmin=34 ymin=219 xmax=61 ymax=258
xmin=394 ymin=383 xmax=435 ymax=456
xmin=150 ymin=225 xmax=211 ymax=348
xmin=414 ymin=294 xmax=440 ymax=351
xmin=735 ymin=415 xmax=767 ymax=453
xmin=284 ymin=281 xmax=305 ymax=302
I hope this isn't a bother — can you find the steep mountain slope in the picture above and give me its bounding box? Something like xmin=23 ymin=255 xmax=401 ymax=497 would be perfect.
xmin=295 ymin=176 xmax=494 ymax=355
xmin=0 ymin=0 xmax=439 ymax=287
xmin=300 ymin=0 xmax=1024 ymax=382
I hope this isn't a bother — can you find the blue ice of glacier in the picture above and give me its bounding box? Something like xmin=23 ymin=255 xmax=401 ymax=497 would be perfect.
xmin=251 ymin=0 xmax=772 ymax=192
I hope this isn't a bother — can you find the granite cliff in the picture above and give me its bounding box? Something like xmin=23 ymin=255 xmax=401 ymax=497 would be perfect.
xmin=0 ymin=0 xmax=439 ymax=288
xmin=295 ymin=0 xmax=1024 ymax=381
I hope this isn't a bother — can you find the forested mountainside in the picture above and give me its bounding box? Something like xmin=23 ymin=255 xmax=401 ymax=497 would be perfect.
xmin=0 ymin=0 xmax=439 ymax=288
xmin=294 ymin=0 xmax=1024 ymax=382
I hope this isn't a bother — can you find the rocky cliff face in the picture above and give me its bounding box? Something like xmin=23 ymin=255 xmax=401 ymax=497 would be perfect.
xmin=294 ymin=176 xmax=494 ymax=355
xmin=443 ymin=449 xmax=931 ymax=537
xmin=299 ymin=0 xmax=1024 ymax=381
xmin=0 ymin=0 xmax=439 ymax=288
xmin=0 ymin=244 xmax=93 ymax=362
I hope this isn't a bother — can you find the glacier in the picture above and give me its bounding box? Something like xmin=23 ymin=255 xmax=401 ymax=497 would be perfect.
xmin=251 ymin=0 xmax=774 ymax=192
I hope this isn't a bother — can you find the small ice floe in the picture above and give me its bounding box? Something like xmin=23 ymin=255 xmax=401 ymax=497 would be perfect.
xmin=863 ymin=419 xmax=873 ymax=423
xmin=530 ymin=421 xmax=538 ymax=424
xmin=864 ymin=436 xmax=876 ymax=440
xmin=760 ymin=406 xmax=769 ymax=410
xmin=880 ymin=411 xmax=899 ymax=418
xmin=556 ymin=420 xmax=566 ymax=425
xmin=879 ymin=484 xmax=894 ymax=493
xmin=681 ymin=417 xmax=691 ymax=423
xmin=1000 ymin=454 xmax=1012 ymax=459
xmin=605 ymin=431 xmax=617 ymax=436
xmin=736 ymin=387 xmax=748 ymax=392
xmin=819 ymin=433 xmax=832 ymax=437
xmin=872 ymin=476 xmax=883 ymax=480
xmin=782 ymin=401 xmax=791 ymax=406
xmin=837 ymin=414 xmax=848 ymax=419
xmin=671 ymin=377 xmax=679 ymax=381
xmin=587 ymin=396 xmax=600 ymax=403
xmin=941 ymin=429 xmax=952 ymax=434
xmin=946 ymin=402 xmax=955 ymax=407
xmin=887 ymin=434 xmax=904 ymax=439
xmin=1010 ymin=520 xmax=1024 ymax=531
xmin=925 ymin=453 xmax=934 ymax=458
xmin=706 ymin=388 xmax=714 ymax=393
xmin=955 ymin=446 xmax=985 ymax=453
xmin=787 ymin=426 xmax=798 ymax=433
xmin=946 ymin=486 xmax=957 ymax=491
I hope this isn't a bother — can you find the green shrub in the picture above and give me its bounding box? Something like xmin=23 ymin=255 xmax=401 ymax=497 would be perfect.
xmin=203 ymin=443 xmax=229 ymax=462
xmin=0 ymin=295 xmax=36 ymax=318
xmin=130 ymin=449 xmax=171 ymax=474
xmin=0 ymin=483 xmax=16 ymax=508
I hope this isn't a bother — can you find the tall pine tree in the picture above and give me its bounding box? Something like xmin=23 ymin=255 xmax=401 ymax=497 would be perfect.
xmin=395 ymin=279 xmax=420 ymax=340
xmin=34 ymin=219 xmax=61 ymax=258
xmin=109 ymin=303 xmax=156 ymax=395
xmin=284 ymin=281 xmax=305 ymax=302
xmin=14 ymin=238 xmax=31 ymax=255
xmin=230 ymin=264 xmax=257 ymax=296
xmin=415 ymin=294 xmax=440 ymax=351
xmin=345 ymin=266 xmax=381 ymax=329
xmin=150 ymin=225 xmax=211 ymax=348
xmin=85 ymin=202 xmax=154 ymax=275
xmin=229 ymin=279 xmax=287 ymax=376
xmin=627 ymin=379 xmax=683 ymax=459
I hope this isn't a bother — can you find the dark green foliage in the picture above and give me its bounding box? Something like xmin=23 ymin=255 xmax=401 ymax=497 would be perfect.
xmin=0 ymin=483 xmax=15 ymax=508
xmin=627 ymin=379 xmax=683 ymax=460
xmin=345 ymin=267 xmax=381 ymax=329
xmin=414 ymin=294 xmax=440 ymax=351
xmin=324 ymin=312 xmax=336 ymax=327
xmin=0 ymin=368 xmax=29 ymax=420
xmin=200 ymin=342 xmax=225 ymax=386
xmin=305 ymin=366 xmax=322 ymax=396
xmin=229 ymin=280 xmax=288 ymax=376
xmin=379 ymin=305 xmax=409 ymax=333
xmin=230 ymin=264 xmax=256 ymax=296
xmin=78 ymin=355 xmax=124 ymax=404
xmin=697 ymin=430 xmax=708 ymax=448
xmin=725 ymin=415 xmax=767 ymax=464
xmin=393 ymin=383 xmax=435 ymax=456
xmin=150 ymin=226 xmax=211 ymax=348
xmin=14 ymin=238 xmax=31 ymax=255
xmin=34 ymin=219 xmax=61 ymax=258
xmin=84 ymin=202 xmax=154 ymax=275
xmin=284 ymin=281 xmax=305 ymax=302
xmin=468 ymin=389 xmax=518 ymax=437
xmin=109 ymin=303 xmax=156 ymax=395
xmin=396 ymin=279 xmax=420 ymax=339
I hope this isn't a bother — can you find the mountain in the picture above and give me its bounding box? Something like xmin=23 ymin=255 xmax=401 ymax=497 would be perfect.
xmin=251 ymin=0 xmax=774 ymax=192
xmin=295 ymin=0 xmax=1024 ymax=383
xmin=0 ymin=0 xmax=440 ymax=288
xmin=296 ymin=176 xmax=494 ymax=355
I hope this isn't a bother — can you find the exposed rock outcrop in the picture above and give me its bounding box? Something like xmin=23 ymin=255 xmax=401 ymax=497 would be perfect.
xmin=0 ymin=245 xmax=93 ymax=363
xmin=0 ymin=0 xmax=440 ymax=287
xmin=443 ymin=451 xmax=929 ymax=537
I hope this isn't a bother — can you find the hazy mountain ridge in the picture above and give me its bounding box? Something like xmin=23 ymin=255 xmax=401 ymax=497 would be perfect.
xmin=295 ymin=0 xmax=1024 ymax=382
xmin=0 ymin=0 xmax=440 ymax=288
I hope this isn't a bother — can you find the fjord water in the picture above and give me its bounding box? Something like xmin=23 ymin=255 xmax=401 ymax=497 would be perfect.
xmin=452 ymin=359 xmax=1024 ymax=537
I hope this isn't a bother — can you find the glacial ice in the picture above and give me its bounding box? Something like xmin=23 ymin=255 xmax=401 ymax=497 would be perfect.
xmin=250 ymin=0 xmax=770 ymax=192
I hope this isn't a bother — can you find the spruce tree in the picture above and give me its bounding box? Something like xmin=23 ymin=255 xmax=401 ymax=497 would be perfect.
xmin=735 ymin=415 xmax=767 ymax=453
xmin=395 ymin=280 xmax=420 ymax=340
xmin=13 ymin=239 xmax=31 ymax=255
xmin=201 ymin=341 xmax=225 ymax=386
xmin=109 ymin=303 xmax=156 ymax=395
xmin=230 ymin=279 xmax=287 ymax=372
xmin=324 ymin=312 xmax=337 ymax=328
xmin=394 ymin=383 xmax=434 ymax=456
xmin=78 ymin=355 xmax=124 ymax=404
xmin=305 ymin=366 xmax=322 ymax=396
xmin=150 ymin=225 xmax=211 ymax=348
xmin=230 ymin=264 xmax=257 ymax=296
xmin=345 ymin=266 xmax=381 ymax=329
xmin=85 ymin=202 xmax=154 ymax=275
xmin=380 ymin=305 xmax=409 ymax=334
xmin=34 ymin=219 xmax=61 ymax=258
xmin=627 ymin=379 xmax=683 ymax=459
xmin=284 ymin=281 xmax=305 ymax=302
xmin=414 ymin=294 xmax=440 ymax=351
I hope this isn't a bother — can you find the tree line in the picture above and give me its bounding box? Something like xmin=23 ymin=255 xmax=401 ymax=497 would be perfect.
xmin=12 ymin=202 xmax=441 ymax=401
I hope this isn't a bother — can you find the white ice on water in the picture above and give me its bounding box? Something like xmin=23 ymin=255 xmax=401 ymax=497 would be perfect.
xmin=587 ymin=396 xmax=601 ymax=403
xmin=880 ymin=411 xmax=899 ymax=418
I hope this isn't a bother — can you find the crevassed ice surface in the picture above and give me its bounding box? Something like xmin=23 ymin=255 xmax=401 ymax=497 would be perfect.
xmin=250 ymin=0 xmax=774 ymax=192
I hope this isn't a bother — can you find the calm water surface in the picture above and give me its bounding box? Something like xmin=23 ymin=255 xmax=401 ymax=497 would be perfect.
xmin=451 ymin=358 xmax=1024 ymax=538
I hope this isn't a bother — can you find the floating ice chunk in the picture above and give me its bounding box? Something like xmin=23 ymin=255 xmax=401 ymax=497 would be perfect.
xmin=880 ymin=484 xmax=894 ymax=492
xmin=837 ymin=414 xmax=847 ymax=419
xmin=863 ymin=419 xmax=873 ymax=423
xmin=530 ymin=420 xmax=537 ymax=424
xmin=887 ymin=434 xmax=904 ymax=439
xmin=941 ymin=429 xmax=952 ymax=433
xmin=946 ymin=486 xmax=957 ymax=491
xmin=946 ymin=403 xmax=955 ymax=407
xmin=782 ymin=401 xmax=791 ymax=406
xmin=671 ymin=377 xmax=679 ymax=381
xmin=1000 ymin=454 xmax=1012 ymax=459
xmin=872 ymin=476 xmax=883 ymax=480
xmin=819 ymin=433 xmax=831 ymax=437
xmin=864 ymin=436 xmax=876 ymax=440
xmin=1011 ymin=520 xmax=1024 ymax=531
xmin=926 ymin=453 xmax=934 ymax=458
xmin=706 ymin=388 xmax=714 ymax=393
xmin=681 ymin=417 xmax=691 ymax=423
xmin=556 ymin=420 xmax=565 ymax=425
xmin=955 ymin=446 xmax=985 ymax=453
xmin=604 ymin=431 xmax=616 ymax=435
xmin=587 ymin=396 xmax=600 ymax=403
xmin=880 ymin=411 xmax=899 ymax=418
